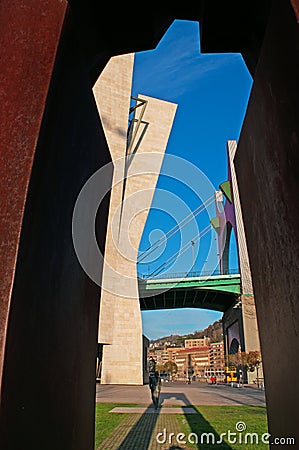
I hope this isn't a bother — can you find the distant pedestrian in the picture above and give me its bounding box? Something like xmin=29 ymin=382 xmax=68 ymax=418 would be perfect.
xmin=149 ymin=371 xmax=161 ymax=410
xmin=238 ymin=372 xmax=243 ymax=388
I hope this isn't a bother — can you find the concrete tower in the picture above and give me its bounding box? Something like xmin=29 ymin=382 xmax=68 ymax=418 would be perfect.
xmin=93 ymin=53 xmax=177 ymax=384
xmin=213 ymin=140 xmax=262 ymax=382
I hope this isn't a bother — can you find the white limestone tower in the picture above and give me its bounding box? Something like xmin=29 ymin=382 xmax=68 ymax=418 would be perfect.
xmin=93 ymin=53 xmax=177 ymax=384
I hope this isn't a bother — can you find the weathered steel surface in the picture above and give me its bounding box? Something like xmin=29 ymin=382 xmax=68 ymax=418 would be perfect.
xmin=0 ymin=0 xmax=67 ymax=394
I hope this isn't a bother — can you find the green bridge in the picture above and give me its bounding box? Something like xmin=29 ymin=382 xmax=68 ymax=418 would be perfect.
xmin=138 ymin=270 xmax=241 ymax=312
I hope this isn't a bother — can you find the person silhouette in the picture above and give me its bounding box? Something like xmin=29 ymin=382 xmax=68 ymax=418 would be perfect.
xmin=149 ymin=371 xmax=161 ymax=410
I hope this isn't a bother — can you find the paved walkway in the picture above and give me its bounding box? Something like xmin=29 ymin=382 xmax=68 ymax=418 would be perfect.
xmin=96 ymin=380 xmax=266 ymax=407
xmin=97 ymin=413 xmax=189 ymax=450
xmin=109 ymin=406 xmax=197 ymax=414
xmin=95 ymin=382 xmax=267 ymax=449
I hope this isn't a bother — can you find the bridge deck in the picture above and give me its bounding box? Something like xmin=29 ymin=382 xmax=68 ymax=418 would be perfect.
xmin=138 ymin=274 xmax=241 ymax=312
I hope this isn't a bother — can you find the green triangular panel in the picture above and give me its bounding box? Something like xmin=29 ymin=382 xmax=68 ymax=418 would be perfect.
xmin=210 ymin=216 xmax=220 ymax=232
xmin=219 ymin=180 xmax=232 ymax=203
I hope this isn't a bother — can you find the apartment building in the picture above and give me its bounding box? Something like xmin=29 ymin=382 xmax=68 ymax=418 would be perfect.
xmin=206 ymin=341 xmax=225 ymax=379
xmin=184 ymin=337 xmax=211 ymax=348
xmin=148 ymin=340 xmax=225 ymax=379
xmin=170 ymin=346 xmax=210 ymax=377
xmin=148 ymin=345 xmax=181 ymax=367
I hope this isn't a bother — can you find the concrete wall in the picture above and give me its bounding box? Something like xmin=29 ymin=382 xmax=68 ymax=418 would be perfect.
xmin=227 ymin=141 xmax=261 ymax=381
xmin=217 ymin=140 xmax=261 ymax=382
xmin=93 ymin=54 xmax=177 ymax=384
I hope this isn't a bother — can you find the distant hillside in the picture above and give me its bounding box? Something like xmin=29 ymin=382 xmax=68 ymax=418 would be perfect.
xmin=150 ymin=319 xmax=223 ymax=347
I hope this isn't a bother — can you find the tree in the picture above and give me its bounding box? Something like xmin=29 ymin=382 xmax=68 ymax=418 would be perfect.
xmin=155 ymin=363 xmax=165 ymax=374
xmin=225 ymin=353 xmax=239 ymax=368
xmin=163 ymin=361 xmax=178 ymax=376
xmin=246 ymin=351 xmax=262 ymax=372
xmin=225 ymin=351 xmax=261 ymax=369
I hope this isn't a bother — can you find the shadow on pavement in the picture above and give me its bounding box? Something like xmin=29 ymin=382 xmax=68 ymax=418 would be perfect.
xmin=116 ymin=404 xmax=159 ymax=450
xmin=160 ymin=391 xmax=233 ymax=450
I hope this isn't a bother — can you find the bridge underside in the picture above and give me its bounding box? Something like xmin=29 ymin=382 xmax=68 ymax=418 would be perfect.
xmin=139 ymin=275 xmax=240 ymax=312
xmin=139 ymin=288 xmax=239 ymax=312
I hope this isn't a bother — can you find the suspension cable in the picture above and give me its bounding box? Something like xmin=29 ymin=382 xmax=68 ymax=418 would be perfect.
xmin=146 ymin=223 xmax=212 ymax=279
xmin=137 ymin=193 xmax=215 ymax=263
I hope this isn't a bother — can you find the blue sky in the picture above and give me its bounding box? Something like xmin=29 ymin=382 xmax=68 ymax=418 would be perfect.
xmin=130 ymin=20 xmax=252 ymax=340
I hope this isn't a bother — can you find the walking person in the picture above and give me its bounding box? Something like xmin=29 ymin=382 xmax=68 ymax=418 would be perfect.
xmin=149 ymin=371 xmax=161 ymax=411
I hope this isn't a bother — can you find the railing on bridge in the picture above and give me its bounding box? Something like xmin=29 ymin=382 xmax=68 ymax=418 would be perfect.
xmin=137 ymin=268 xmax=239 ymax=280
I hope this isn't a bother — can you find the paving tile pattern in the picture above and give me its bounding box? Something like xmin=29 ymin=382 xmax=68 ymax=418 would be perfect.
xmin=96 ymin=412 xmax=190 ymax=450
xmin=109 ymin=407 xmax=197 ymax=414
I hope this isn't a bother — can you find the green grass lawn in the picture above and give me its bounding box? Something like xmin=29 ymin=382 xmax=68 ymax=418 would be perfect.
xmin=94 ymin=403 xmax=133 ymax=448
xmin=178 ymin=405 xmax=269 ymax=449
xmin=94 ymin=403 xmax=269 ymax=449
